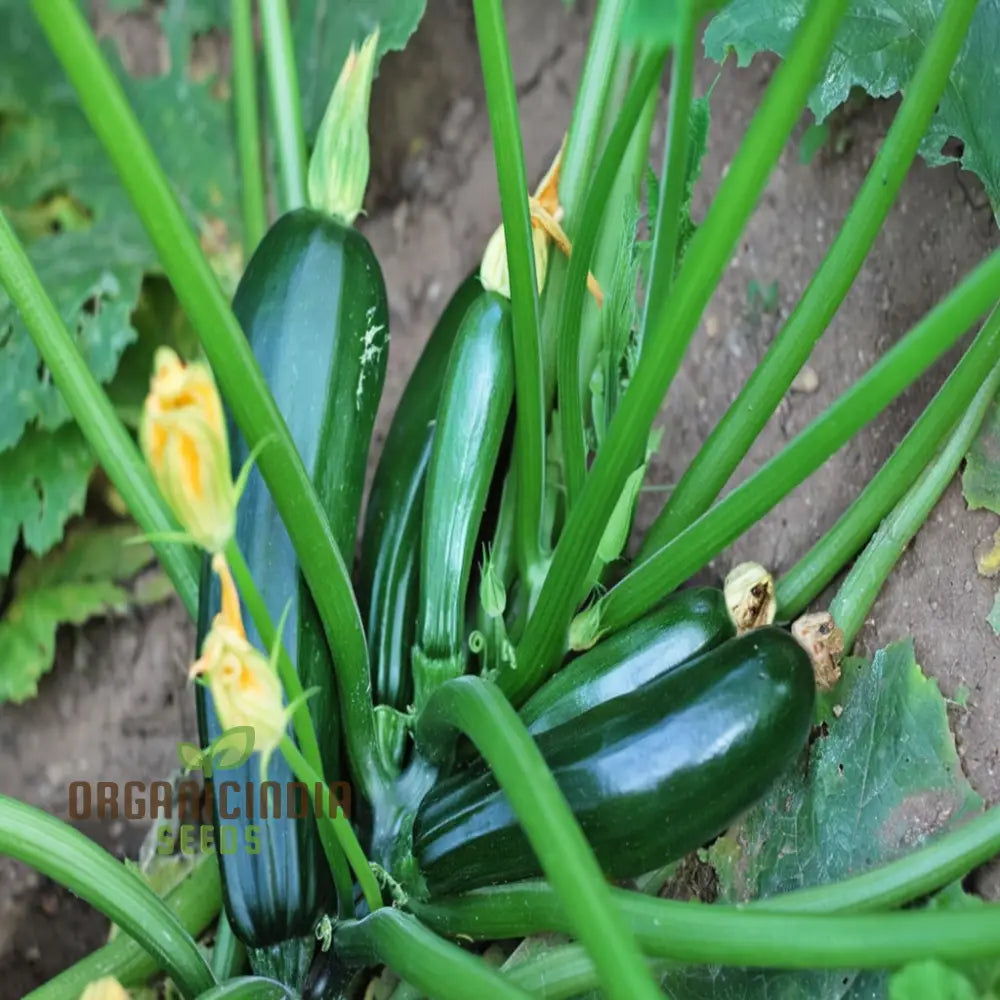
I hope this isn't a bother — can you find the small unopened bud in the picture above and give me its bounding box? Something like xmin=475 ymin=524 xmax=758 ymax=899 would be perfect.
xmin=569 ymin=601 xmax=605 ymax=652
xmin=724 ymin=561 xmax=776 ymax=633
xmin=308 ymin=29 xmax=380 ymax=225
xmin=792 ymin=611 xmax=844 ymax=690
xmin=479 ymin=548 xmax=507 ymax=618
xmin=80 ymin=979 xmax=130 ymax=1000
xmin=140 ymin=347 xmax=235 ymax=553
xmin=189 ymin=556 xmax=287 ymax=763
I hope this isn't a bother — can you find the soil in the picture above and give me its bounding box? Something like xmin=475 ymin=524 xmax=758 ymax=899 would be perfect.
xmin=2 ymin=0 xmax=999 ymax=993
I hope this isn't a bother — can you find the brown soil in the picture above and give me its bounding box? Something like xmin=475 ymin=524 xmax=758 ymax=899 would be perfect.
xmin=2 ymin=0 xmax=999 ymax=993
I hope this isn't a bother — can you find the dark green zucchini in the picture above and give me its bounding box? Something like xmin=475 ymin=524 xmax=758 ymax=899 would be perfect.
xmin=359 ymin=275 xmax=481 ymax=711
xmin=197 ymin=208 xmax=388 ymax=961
xmin=412 ymin=627 xmax=814 ymax=896
xmin=520 ymin=587 xmax=733 ymax=736
xmin=412 ymin=292 xmax=515 ymax=709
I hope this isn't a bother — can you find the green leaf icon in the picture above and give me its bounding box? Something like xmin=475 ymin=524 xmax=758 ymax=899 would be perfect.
xmin=177 ymin=741 xmax=206 ymax=775
xmin=210 ymin=726 xmax=256 ymax=772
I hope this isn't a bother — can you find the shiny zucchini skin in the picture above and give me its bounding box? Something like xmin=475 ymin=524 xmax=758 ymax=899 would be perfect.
xmin=413 ymin=627 xmax=814 ymax=896
xmin=358 ymin=275 xmax=481 ymax=710
xmin=413 ymin=292 xmax=514 ymax=703
xmin=520 ymin=587 xmax=733 ymax=736
xmin=197 ymin=208 xmax=388 ymax=953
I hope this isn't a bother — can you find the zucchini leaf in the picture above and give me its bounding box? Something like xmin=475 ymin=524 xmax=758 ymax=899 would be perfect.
xmin=704 ymin=0 xmax=1000 ymax=223
xmin=665 ymin=640 xmax=981 ymax=1000
xmin=0 ymin=522 xmax=170 ymax=704
xmin=0 ymin=0 xmax=242 ymax=569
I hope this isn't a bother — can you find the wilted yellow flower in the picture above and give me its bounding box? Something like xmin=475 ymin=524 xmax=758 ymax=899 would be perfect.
xmin=140 ymin=347 xmax=235 ymax=553
xmin=480 ymin=141 xmax=602 ymax=305
xmin=308 ymin=28 xmax=380 ymax=225
xmin=189 ymin=555 xmax=287 ymax=763
xmin=80 ymin=978 xmax=130 ymax=1000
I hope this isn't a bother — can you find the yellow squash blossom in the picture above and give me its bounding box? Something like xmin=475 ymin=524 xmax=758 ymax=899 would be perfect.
xmin=140 ymin=347 xmax=236 ymax=553
xmin=190 ymin=555 xmax=287 ymax=764
xmin=481 ymin=142 xmax=603 ymax=305
xmin=80 ymin=978 xmax=130 ymax=1000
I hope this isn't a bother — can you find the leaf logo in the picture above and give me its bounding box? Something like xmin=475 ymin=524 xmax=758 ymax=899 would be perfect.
xmin=177 ymin=726 xmax=256 ymax=777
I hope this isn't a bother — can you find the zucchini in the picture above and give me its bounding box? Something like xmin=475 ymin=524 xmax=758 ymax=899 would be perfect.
xmin=412 ymin=627 xmax=814 ymax=896
xmin=197 ymin=208 xmax=388 ymax=960
xmin=412 ymin=292 xmax=515 ymax=709
xmin=520 ymin=587 xmax=733 ymax=736
xmin=359 ymin=275 xmax=481 ymax=710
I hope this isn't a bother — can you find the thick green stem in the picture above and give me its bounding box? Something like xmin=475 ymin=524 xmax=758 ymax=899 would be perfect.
xmin=640 ymin=0 xmax=979 ymax=555
xmin=196 ymin=978 xmax=296 ymax=1000
xmin=25 ymin=855 xmax=221 ymax=1000
xmin=473 ymin=0 xmax=546 ymax=582
xmin=231 ymin=0 xmax=268 ymax=250
xmin=504 ymin=944 xmax=664 ymax=1000
xmin=32 ymin=0 xmax=385 ymax=804
xmin=639 ymin=2 xmax=696 ymax=325
xmin=414 ymin=882 xmax=1000 ymax=968
xmin=0 ymin=797 xmax=215 ymax=999
xmin=278 ymin=738 xmax=382 ymax=914
xmin=831 ymin=359 xmax=1000 ymax=648
xmin=561 ymin=0 xmax=630 ymax=229
xmin=211 ymin=912 xmax=247 ymax=981
xmin=260 ymin=0 xmax=306 ymax=212
xmin=777 ymin=305 xmax=1000 ymax=617
xmin=505 ymin=0 xmax=851 ymax=703
xmin=0 ymin=208 xmax=200 ymax=616
xmin=416 ymin=676 xmax=661 ymax=1000
xmin=335 ymin=909 xmax=533 ymax=1000
xmin=559 ymin=51 xmax=667 ymax=509
xmin=586 ymin=249 xmax=1000 ymax=639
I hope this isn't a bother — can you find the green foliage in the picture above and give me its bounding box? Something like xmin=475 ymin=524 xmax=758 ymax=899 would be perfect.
xmin=704 ymin=0 xmax=1000 ymax=221
xmin=963 ymin=397 xmax=1000 ymax=513
xmin=799 ymin=120 xmax=830 ymax=163
xmin=890 ymin=963 xmax=984 ymax=1000
xmin=0 ymin=523 xmax=170 ymax=704
xmin=293 ymin=0 xmax=429 ymax=138
xmin=0 ymin=0 xmax=242 ymax=572
xmin=664 ymin=641 xmax=980 ymax=999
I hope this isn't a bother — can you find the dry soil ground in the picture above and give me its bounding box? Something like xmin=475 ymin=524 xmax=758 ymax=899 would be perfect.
xmin=2 ymin=0 xmax=999 ymax=994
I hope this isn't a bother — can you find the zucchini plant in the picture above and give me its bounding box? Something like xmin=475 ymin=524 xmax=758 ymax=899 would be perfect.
xmin=2 ymin=0 xmax=1000 ymax=999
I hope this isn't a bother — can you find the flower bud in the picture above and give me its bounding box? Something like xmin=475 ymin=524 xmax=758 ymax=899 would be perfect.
xmin=80 ymin=979 xmax=130 ymax=1000
xmin=189 ymin=556 xmax=287 ymax=762
xmin=140 ymin=347 xmax=235 ymax=553
xmin=479 ymin=548 xmax=507 ymax=619
xmin=308 ymin=29 xmax=379 ymax=225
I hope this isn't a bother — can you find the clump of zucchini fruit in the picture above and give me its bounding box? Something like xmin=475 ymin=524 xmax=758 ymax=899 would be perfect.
xmin=4 ymin=1 xmax=1000 ymax=999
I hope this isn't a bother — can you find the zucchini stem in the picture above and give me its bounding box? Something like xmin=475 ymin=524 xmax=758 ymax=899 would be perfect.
xmin=558 ymin=50 xmax=668 ymax=510
xmin=506 ymin=0 xmax=852 ymax=703
xmin=831 ymin=356 xmax=1000 ymax=648
xmin=259 ymin=0 xmax=307 ymax=212
xmin=777 ymin=304 xmax=1000 ymax=617
xmin=472 ymin=0 xmax=547 ymax=582
xmin=640 ymin=0 xmax=980 ymax=556
xmin=23 ymin=856 xmax=221 ymax=1000
xmin=0 ymin=796 xmax=216 ymax=1000
xmin=231 ymin=0 xmax=268 ymax=250
xmin=31 ymin=0 xmax=388 ymax=806
xmin=639 ymin=2 xmax=696 ymax=331
xmin=279 ymin=738 xmax=383 ymax=914
xmin=587 ymin=248 xmax=1000 ymax=639
xmin=416 ymin=676 xmax=663 ymax=1000
xmin=335 ymin=909 xmax=533 ymax=1000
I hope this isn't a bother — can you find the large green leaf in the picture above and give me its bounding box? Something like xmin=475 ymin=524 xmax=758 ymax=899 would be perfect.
xmin=0 ymin=0 xmax=242 ymax=569
xmin=664 ymin=641 xmax=981 ymax=1000
xmin=704 ymin=0 xmax=1000 ymax=221
xmin=293 ymin=0 xmax=429 ymax=138
xmin=963 ymin=396 xmax=1000 ymax=513
xmin=0 ymin=523 xmax=170 ymax=704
